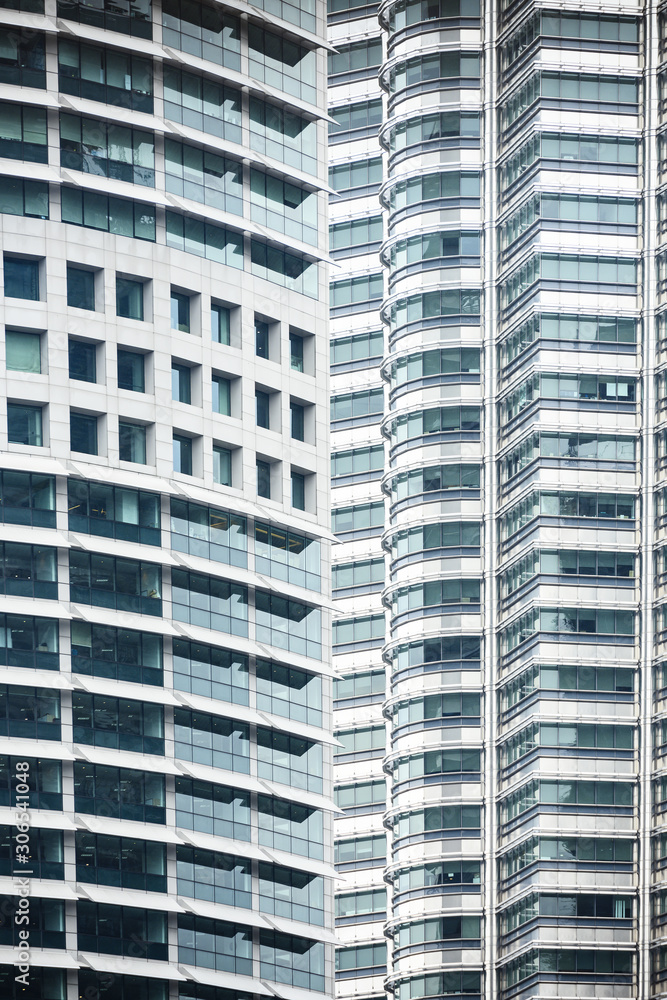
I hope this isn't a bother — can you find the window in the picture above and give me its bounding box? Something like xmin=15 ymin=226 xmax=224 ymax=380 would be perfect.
xmin=165 ymin=140 xmax=242 ymax=214
xmin=257 ymin=459 xmax=271 ymax=498
xmin=68 ymin=340 xmax=96 ymax=383
xmin=69 ymin=551 xmax=161 ymax=615
xmin=329 ymin=99 xmax=383 ymax=138
xmin=335 ymin=835 xmax=386 ymax=869
xmin=58 ymin=39 xmax=153 ymax=112
xmin=117 ymin=350 xmax=145 ymax=392
xmin=171 ymin=291 xmax=190 ymax=333
xmin=5 ymin=330 xmax=40 ymax=373
xmin=213 ymin=446 xmax=232 ymax=486
xmin=0 ymin=30 xmax=45 ymax=89
xmin=212 ymin=303 xmax=230 ymax=344
xmin=0 ymin=175 xmax=48 ymax=219
xmin=70 ymin=412 xmax=98 ymax=455
xmin=174 ymin=434 xmax=193 ymax=475
xmin=172 ymin=363 xmax=191 ymax=404
xmin=290 ymin=332 xmax=304 ymax=371
xmin=292 ymin=471 xmax=305 ymax=510
xmin=257 ymin=794 xmax=323 ymax=859
xmin=259 ymin=931 xmax=324 ymax=992
xmin=331 ymin=388 xmax=384 ymax=423
xmin=161 ymin=0 xmax=240 ymax=68
xmin=175 ymin=778 xmax=250 ymax=840
xmin=248 ymin=25 xmax=316 ymax=104
xmin=174 ymin=709 xmax=249 ymax=771
xmin=256 ymin=390 xmax=270 ymax=428
xmin=0 ymin=103 xmax=48 ymax=162
xmin=3 ymin=256 xmax=39 ymax=300
xmin=249 ymin=96 xmax=317 ymax=176
xmin=171 ymin=569 xmax=247 ymax=635
xmin=0 ymin=543 xmax=57 ymax=598
xmin=61 ymin=187 xmax=155 ymax=240
xmin=330 ymin=273 xmax=384 ymax=311
xmin=74 ymin=762 xmax=165 ymax=822
xmin=259 ymin=864 xmax=323 ymax=925
xmin=116 ymin=277 xmax=144 ymax=320
xmin=250 ymin=239 xmax=317 ymax=298
xmin=336 ymin=943 xmax=386 ymax=978
xmin=255 ymin=591 xmax=322 ymax=659
xmin=0 ymin=471 xmax=55 ymax=528
xmin=291 ymin=401 xmax=305 ymax=440
xmin=60 ymin=113 xmax=154 ymax=186
xmin=177 ymin=846 xmax=251 ymax=907
xmin=71 ymin=621 xmax=162 ymax=685
xmin=256 ymin=659 xmax=321 ymax=726
xmin=68 ymin=480 xmax=160 ymax=544
xmin=57 ymin=0 xmax=151 ymax=35
xmin=173 ymin=638 xmax=248 ymax=703
xmin=73 ymin=693 xmax=163 ymax=754
xmin=77 ymin=901 xmax=167 ymax=960
xmin=164 ymin=67 xmax=241 ymax=144
xmin=331 ymin=445 xmax=384 ymax=479
xmin=0 ymin=826 xmax=63 ymax=880
xmin=255 ymin=318 xmax=269 ymax=358
xmin=332 ymin=501 xmax=384 ymax=535
xmin=119 ymin=422 xmax=147 ymax=464
xmin=212 ymin=376 xmax=231 ymax=415
xmin=166 ymin=212 xmax=243 ymax=267
xmin=76 ymin=832 xmax=166 ymax=893
xmin=0 ymin=756 xmax=62 ymax=811
xmin=8 ymin=404 xmax=42 ymax=446
xmin=250 ymin=169 xmax=317 ymax=245
xmin=177 ymin=914 xmax=252 ymax=974
xmin=329 ymin=156 xmax=382 ymax=194
xmin=255 ymin=523 xmax=320 ymax=590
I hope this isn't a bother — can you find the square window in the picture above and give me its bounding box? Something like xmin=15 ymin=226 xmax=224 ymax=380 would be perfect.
xmin=67 ymin=266 xmax=95 ymax=311
xmin=172 ymin=363 xmax=191 ymax=404
xmin=69 ymin=340 xmax=97 ymax=383
xmin=6 ymin=330 xmax=40 ymax=373
xmin=213 ymin=375 xmax=231 ymax=415
xmin=289 ymin=332 xmax=304 ymax=372
xmin=117 ymin=350 xmax=145 ymax=392
xmin=119 ymin=421 xmax=147 ymax=464
xmin=174 ymin=434 xmax=192 ymax=475
xmin=212 ymin=303 xmax=230 ymax=344
xmin=256 ymin=389 xmax=270 ymax=428
xmin=4 ymin=256 xmax=39 ymax=300
xmin=71 ymin=412 xmax=98 ymax=455
xmin=116 ymin=277 xmax=144 ymax=320
xmin=291 ymin=471 xmax=305 ymax=510
xmin=171 ymin=291 xmax=190 ymax=333
xmin=8 ymin=403 xmax=42 ymax=445
xmin=214 ymin=445 xmax=232 ymax=485
xmin=257 ymin=459 xmax=271 ymax=498
xmin=290 ymin=401 xmax=304 ymax=440
xmin=255 ymin=319 xmax=269 ymax=358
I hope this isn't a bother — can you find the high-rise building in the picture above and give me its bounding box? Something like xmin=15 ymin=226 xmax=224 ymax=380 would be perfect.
xmin=0 ymin=1 xmax=335 ymax=998
xmin=330 ymin=0 xmax=657 ymax=998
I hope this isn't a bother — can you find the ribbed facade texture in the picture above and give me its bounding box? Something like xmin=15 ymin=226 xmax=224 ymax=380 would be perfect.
xmin=0 ymin=1 xmax=334 ymax=998
xmin=329 ymin=1 xmax=664 ymax=999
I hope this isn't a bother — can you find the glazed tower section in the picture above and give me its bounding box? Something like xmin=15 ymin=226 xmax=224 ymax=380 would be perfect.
xmin=379 ymin=3 xmax=485 ymax=1000
xmin=0 ymin=0 xmax=334 ymax=998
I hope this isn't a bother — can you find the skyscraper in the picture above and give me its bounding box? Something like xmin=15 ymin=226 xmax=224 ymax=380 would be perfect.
xmin=0 ymin=1 xmax=334 ymax=998
xmin=330 ymin=1 xmax=654 ymax=998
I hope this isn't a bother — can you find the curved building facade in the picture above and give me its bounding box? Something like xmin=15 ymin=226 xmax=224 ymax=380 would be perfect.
xmin=0 ymin=1 xmax=334 ymax=998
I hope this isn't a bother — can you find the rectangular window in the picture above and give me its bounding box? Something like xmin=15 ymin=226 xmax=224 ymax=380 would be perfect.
xmin=255 ymin=591 xmax=321 ymax=659
xmin=5 ymin=330 xmax=40 ymax=373
xmin=117 ymin=350 xmax=145 ymax=392
xmin=292 ymin=471 xmax=305 ymax=510
xmin=161 ymin=0 xmax=240 ymax=69
xmin=70 ymin=412 xmax=98 ymax=455
xmin=57 ymin=0 xmax=152 ymax=36
xmin=165 ymin=139 xmax=242 ymax=214
xmin=257 ymin=459 xmax=271 ymax=498
xmin=68 ymin=480 xmax=160 ymax=545
xmin=119 ymin=422 xmax=146 ymax=464
xmin=171 ymin=498 xmax=245 ymax=565
xmin=74 ymin=762 xmax=165 ymax=822
xmin=76 ymin=832 xmax=165 ymax=893
xmin=7 ymin=404 xmax=42 ymax=446
xmin=290 ymin=332 xmax=304 ymax=371
xmin=255 ymin=319 xmax=269 ymax=358
xmin=71 ymin=621 xmax=162 ymax=685
xmin=172 ymin=638 xmax=248 ymax=703
xmin=163 ymin=66 xmax=242 ymax=143
xmin=57 ymin=39 xmax=153 ymax=112
xmin=3 ymin=257 xmax=39 ymax=300
xmin=256 ymin=390 xmax=270 ymax=428
xmin=171 ymin=569 xmax=247 ymax=636
xmin=61 ymin=187 xmax=156 ymax=241
xmin=212 ymin=303 xmax=230 ymax=344
xmin=67 ymin=266 xmax=95 ymax=310
xmin=213 ymin=445 xmax=232 ymax=486
xmin=0 ymin=30 xmax=45 ymax=88
xmin=0 ymin=175 xmax=49 ymax=219
xmin=60 ymin=113 xmax=155 ymax=187
xmin=290 ymin=401 xmax=305 ymax=440
xmin=0 ymin=472 xmax=55 ymax=529
xmin=171 ymin=291 xmax=190 ymax=333
xmin=255 ymin=523 xmax=320 ymax=590
xmin=116 ymin=277 xmax=144 ymax=320
xmin=212 ymin=376 xmax=231 ymax=415
xmin=172 ymin=363 xmax=191 ymax=404
xmin=249 ymin=96 xmax=317 ymax=176
xmin=173 ymin=434 xmax=193 ymax=475
xmin=69 ymin=551 xmax=161 ymax=615
xmin=68 ymin=341 xmax=96 ymax=383
xmin=0 ymin=103 xmax=48 ymax=162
